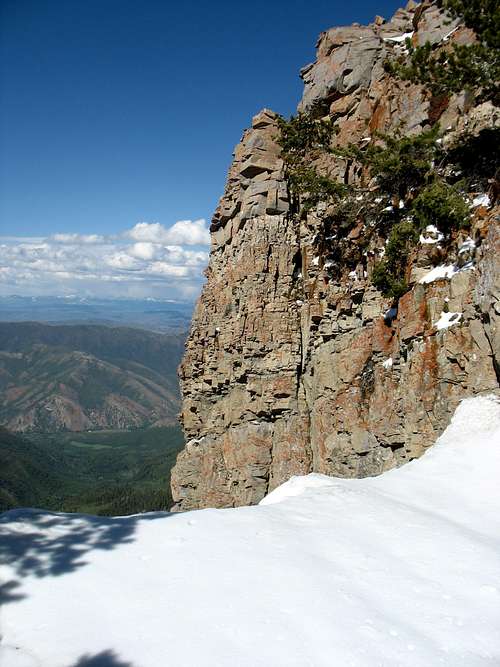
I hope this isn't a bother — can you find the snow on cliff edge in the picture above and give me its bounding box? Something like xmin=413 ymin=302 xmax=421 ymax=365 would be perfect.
xmin=1 ymin=395 xmax=500 ymax=667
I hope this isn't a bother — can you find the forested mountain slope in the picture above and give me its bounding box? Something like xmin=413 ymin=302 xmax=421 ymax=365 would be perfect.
xmin=0 ymin=322 xmax=185 ymax=432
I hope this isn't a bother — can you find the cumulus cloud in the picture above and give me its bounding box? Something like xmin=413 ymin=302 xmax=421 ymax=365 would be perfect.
xmin=147 ymin=262 xmax=191 ymax=278
xmin=104 ymin=253 xmax=142 ymax=271
xmin=127 ymin=219 xmax=210 ymax=246
xmin=127 ymin=242 xmax=158 ymax=261
xmin=0 ymin=218 xmax=210 ymax=299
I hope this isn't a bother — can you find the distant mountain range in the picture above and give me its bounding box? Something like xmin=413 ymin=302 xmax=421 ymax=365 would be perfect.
xmin=0 ymin=321 xmax=185 ymax=433
xmin=0 ymin=295 xmax=193 ymax=333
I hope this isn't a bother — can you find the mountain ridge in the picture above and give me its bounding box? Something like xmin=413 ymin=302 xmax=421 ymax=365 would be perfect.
xmin=0 ymin=322 xmax=185 ymax=432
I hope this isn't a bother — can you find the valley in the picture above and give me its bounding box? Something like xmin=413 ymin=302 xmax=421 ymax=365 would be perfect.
xmin=0 ymin=320 xmax=187 ymax=515
xmin=0 ymin=425 xmax=184 ymax=515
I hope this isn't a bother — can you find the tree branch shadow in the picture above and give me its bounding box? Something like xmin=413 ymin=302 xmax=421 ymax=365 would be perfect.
xmin=68 ymin=649 xmax=136 ymax=666
xmin=0 ymin=508 xmax=169 ymax=605
xmin=0 ymin=579 xmax=24 ymax=603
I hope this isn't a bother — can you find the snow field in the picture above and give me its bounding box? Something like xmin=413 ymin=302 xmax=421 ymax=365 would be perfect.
xmin=1 ymin=395 xmax=499 ymax=667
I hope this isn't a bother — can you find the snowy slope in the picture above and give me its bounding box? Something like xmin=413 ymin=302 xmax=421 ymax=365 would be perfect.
xmin=1 ymin=395 xmax=499 ymax=667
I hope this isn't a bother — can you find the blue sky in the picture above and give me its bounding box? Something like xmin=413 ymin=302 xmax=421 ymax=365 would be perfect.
xmin=0 ymin=0 xmax=403 ymax=299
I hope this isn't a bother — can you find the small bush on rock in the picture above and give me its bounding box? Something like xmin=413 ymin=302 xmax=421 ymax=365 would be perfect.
xmin=277 ymin=113 xmax=343 ymax=212
xmin=289 ymin=167 xmax=346 ymax=211
xmin=411 ymin=180 xmax=470 ymax=234
xmin=361 ymin=127 xmax=440 ymax=198
xmin=277 ymin=113 xmax=335 ymax=166
xmin=372 ymin=220 xmax=419 ymax=299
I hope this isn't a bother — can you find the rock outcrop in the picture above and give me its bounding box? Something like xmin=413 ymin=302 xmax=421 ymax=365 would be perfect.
xmin=171 ymin=1 xmax=499 ymax=510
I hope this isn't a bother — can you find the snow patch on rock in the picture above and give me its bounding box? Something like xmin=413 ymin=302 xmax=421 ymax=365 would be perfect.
xmin=471 ymin=194 xmax=491 ymax=208
xmin=383 ymin=31 xmax=414 ymax=43
xmin=419 ymin=264 xmax=457 ymax=284
xmin=382 ymin=357 xmax=393 ymax=370
xmin=419 ymin=225 xmax=444 ymax=245
xmin=434 ymin=311 xmax=462 ymax=331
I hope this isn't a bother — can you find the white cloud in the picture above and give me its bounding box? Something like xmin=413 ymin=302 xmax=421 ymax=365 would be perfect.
xmin=127 ymin=219 xmax=210 ymax=246
xmin=52 ymin=233 xmax=106 ymax=244
xmin=164 ymin=219 xmax=211 ymax=245
xmin=128 ymin=242 xmax=158 ymax=261
xmin=0 ymin=218 xmax=211 ymax=299
xmin=147 ymin=262 xmax=191 ymax=278
xmin=127 ymin=222 xmax=169 ymax=243
xmin=105 ymin=252 xmax=143 ymax=271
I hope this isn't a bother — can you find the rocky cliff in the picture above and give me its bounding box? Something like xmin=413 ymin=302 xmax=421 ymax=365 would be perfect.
xmin=171 ymin=0 xmax=499 ymax=510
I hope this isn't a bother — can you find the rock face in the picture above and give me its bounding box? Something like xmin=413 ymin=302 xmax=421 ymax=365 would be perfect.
xmin=171 ymin=1 xmax=499 ymax=510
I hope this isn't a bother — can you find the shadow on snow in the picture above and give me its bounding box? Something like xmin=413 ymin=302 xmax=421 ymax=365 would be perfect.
xmin=68 ymin=649 xmax=136 ymax=666
xmin=0 ymin=508 xmax=169 ymax=605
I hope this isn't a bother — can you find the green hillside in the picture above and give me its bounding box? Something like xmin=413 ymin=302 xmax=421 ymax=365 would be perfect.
xmin=0 ymin=425 xmax=185 ymax=515
xmin=0 ymin=427 xmax=64 ymax=511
